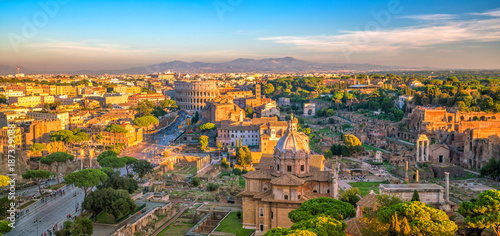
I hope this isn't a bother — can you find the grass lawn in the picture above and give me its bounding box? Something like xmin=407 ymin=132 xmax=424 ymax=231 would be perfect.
xmin=96 ymin=212 xmax=116 ymax=224
xmin=158 ymin=222 xmax=195 ymax=236
xmin=362 ymin=144 xmax=389 ymax=153
xmin=49 ymin=183 xmax=66 ymax=190
xmin=187 ymin=167 xmax=197 ymax=175
xmin=215 ymin=212 xmax=254 ymax=236
xmin=349 ymin=182 xmax=384 ymax=196
xmin=19 ymin=200 xmax=36 ymax=210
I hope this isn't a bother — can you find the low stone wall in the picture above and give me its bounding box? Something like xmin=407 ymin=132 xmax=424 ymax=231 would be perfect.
xmin=431 ymin=166 xmax=464 ymax=178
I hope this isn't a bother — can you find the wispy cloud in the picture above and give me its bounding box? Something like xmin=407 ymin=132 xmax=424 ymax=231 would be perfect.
xmin=399 ymin=14 xmax=455 ymax=21
xmin=469 ymin=8 xmax=500 ymax=17
xmin=259 ymin=9 xmax=500 ymax=55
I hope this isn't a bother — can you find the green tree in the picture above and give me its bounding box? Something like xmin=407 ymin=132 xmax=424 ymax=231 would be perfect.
xmin=71 ymin=217 xmax=93 ymax=236
xmin=30 ymin=143 xmax=46 ymax=156
xmin=264 ymin=83 xmax=275 ymax=95
xmin=245 ymin=106 xmax=254 ymax=118
xmin=65 ymin=169 xmax=108 ymax=215
xmin=324 ymin=150 xmax=333 ymax=159
xmin=221 ymin=158 xmax=229 ymax=169
xmin=0 ymin=197 xmax=13 ymax=217
xmin=377 ymin=201 xmax=457 ymax=236
xmin=232 ymin=168 xmax=242 ymax=175
xmin=236 ymin=146 xmax=252 ymax=166
xmin=290 ymin=215 xmax=346 ymax=236
xmin=303 ymin=128 xmax=311 ymax=135
xmin=411 ymin=190 xmax=420 ymax=202
xmin=40 ymin=152 xmax=75 ymax=187
xmin=132 ymin=100 xmax=155 ymax=116
xmin=82 ymin=188 xmax=136 ymax=220
xmin=131 ymin=160 xmax=154 ymax=178
xmin=22 ymin=170 xmax=51 ymax=195
xmin=133 ymin=115 xmax=159 ymax=128
xmin=0 ymin=220 xmax=12 ymax=235
xmin=160 ymin=99 xmax=177 ymax=109
xmin=98 ymin=156 xmax=125 ymax=170
xmin=200 ymin=123 xmax=217 ymax=131
xmin=338 ymin=187 xmax=361 ymax=207
xmin=98 ymin=169 xmax=138 ymax=194
xmin=199 ymin=135 xmax=209 ymax=151
xmin=120 ymin=156 xmax=137 ymax=174
xmin=288 ymin=197 xmax=356 ymax=223
xmin=207 ymin=183 xmax=219 ymax=191
xmin=459 ymin=189 xmax=500 ymax=236
xmin=191 ymin=177 xmax=201 ymax=187
xmin=342 ymin=135 xmax=363 ymax=155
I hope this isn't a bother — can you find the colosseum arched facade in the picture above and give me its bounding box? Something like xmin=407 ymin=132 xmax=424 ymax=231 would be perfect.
xmin=174 ymin=80 xmax=219 ymax=111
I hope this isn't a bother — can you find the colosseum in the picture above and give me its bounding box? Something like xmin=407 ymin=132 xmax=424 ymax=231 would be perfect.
xmin=174 ymin=80 xmax=219 ymax=111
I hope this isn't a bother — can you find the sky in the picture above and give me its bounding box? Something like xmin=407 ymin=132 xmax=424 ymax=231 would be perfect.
xmin=0 ymin=0 xmax=500 ymax=71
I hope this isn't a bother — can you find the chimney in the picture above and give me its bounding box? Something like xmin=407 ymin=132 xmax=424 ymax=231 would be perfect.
xmin=445 ymin=172 xmax=450 ymax=202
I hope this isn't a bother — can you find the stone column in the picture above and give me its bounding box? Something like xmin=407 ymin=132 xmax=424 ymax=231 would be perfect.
xmin=426 ymin=141 xmax=430 ymax=162
xmin=445 ymin=172 xmax=450 ymax=202
xmin=333 ymin=176 xmax=338 ymax=199
xmin=416 ymin=141 xmax=420 ymax=162
xmin=421 ymin=141 xmax=425 ymax=162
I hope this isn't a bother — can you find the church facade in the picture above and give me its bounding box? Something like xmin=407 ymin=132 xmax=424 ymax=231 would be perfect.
xmin=241 ymin=115 xmax=339 ymax=233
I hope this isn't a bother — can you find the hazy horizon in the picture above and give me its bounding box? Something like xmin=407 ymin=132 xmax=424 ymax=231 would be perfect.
xmin=1 ymin=0 xmax=500 ymax=71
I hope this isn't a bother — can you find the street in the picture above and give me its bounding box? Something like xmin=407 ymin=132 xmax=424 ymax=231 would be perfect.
xmin=7 ymin=185 xmax=84 ymax=236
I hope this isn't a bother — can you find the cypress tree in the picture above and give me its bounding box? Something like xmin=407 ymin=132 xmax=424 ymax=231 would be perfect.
xmin=411 ymin=190 xmax=420 ymax=202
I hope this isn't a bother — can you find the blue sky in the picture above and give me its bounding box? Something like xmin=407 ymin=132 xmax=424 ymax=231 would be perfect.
xmin=0 ymin=0 xmax=499 ymax=71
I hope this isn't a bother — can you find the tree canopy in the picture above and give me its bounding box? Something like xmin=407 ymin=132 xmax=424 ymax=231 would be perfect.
xmin=288 ymin=197 xmax=356 ymax=223
xmin=82 ymin=188 xmax=136 ymax=220
xmin=105 ymin=124 xmax=128 ymax=133
xmin=236 ymin=146 xmax=252 ymax=166
xmin=459 ymin=189 xmax=500 ymax=236
xmin=290 ymin=215 xmax=347 ymax=236
xmin=98 ymin=156 xmax=126 ymax=170
xmin=338 ymin=187 xmax=361 ymax=207
xmin=50 ymin=129 xmax=89 ymax=144
xmin=133 ymin=115 xmax=159 ymax=128
xmin=64 ymin=169 xmax=108 ymax=198
xmin=98 ymin=169 xmax=138 ymax=194
xmin=29 ymin=143 xmax=46 ymax=156
xmin=40 ymin=152 xmax=75 ymax=186
xmin=131 ymin=160 xmax=154 ymax=178
xmin=342 ymin=135 xmax=363 ymax=155
xmin=121 ymin=156 xmax=137 ymax=174
xmin=0 ymin=220 xmax=12 ymax=235
xmin=199 ymin=135 xmax=209 ymax=151
xmin=22 ymin=170 xmax=51 ymax=195
xmin=376 ymin=201 xmax=457 ymax=236
xmin=200 ymin=123 xmax=217 ymax=131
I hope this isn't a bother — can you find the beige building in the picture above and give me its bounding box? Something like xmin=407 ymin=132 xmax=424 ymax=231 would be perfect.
xmin=27 ymin=111 xmax=69 ymax=129
xmin=8 ymin=96 xmax=42 ymax=107
xmin=241 ymin=115 xmax=335 ymax=233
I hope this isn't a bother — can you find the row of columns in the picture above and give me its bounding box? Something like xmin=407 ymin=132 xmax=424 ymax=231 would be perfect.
xmin=416 ymin=135 xmax=429 ymax=162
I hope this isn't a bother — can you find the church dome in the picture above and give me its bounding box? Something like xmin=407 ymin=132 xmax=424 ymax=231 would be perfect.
xmin=274 ymin=114 xmax=310 ymax=157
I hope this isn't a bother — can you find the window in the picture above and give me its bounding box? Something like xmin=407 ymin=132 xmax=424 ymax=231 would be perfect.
xmin=298 ymin=195 xmax=301 ymax=199
xmin=271 ymin=211 xmax=274 ymax=221
xmin=260 ymin=224 xmax=264 ymax=231
xmin=439 ymin=155 xmax=444 ymax=163
xmin=277 ymin=164 xmax=280 ymax=171
xmin=300 ymin=165 xmax=305 ymax=172
xmin=259 ymin=208 xmax=264 ymax=217
xmin=284 ymin=195 xmax=288 ymax=200
xmin=287 ymin=165 xmax=292 ymax=172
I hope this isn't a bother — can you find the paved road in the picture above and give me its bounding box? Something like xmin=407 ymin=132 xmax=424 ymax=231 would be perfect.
xmin=7 ymin=185 xmax=84 ymax=236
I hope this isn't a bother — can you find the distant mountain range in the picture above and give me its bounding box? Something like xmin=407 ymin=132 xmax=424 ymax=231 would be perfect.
xmin=0 ymin=57 xmax=431 ymax=75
